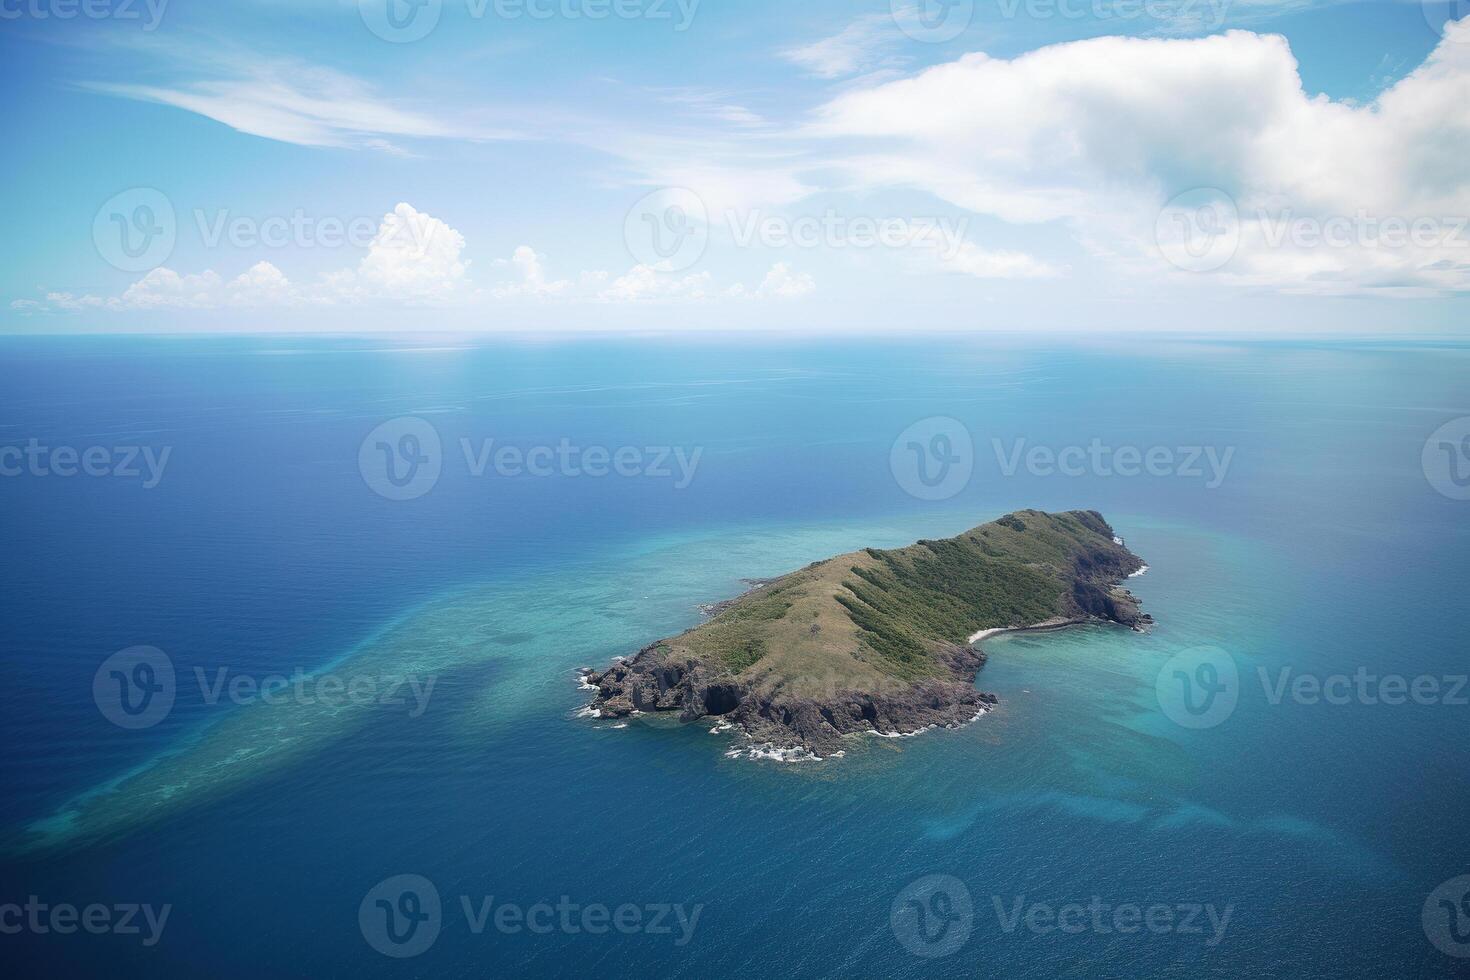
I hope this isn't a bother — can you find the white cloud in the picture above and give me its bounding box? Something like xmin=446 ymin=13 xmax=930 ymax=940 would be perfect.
xmin=85 ymin=63 xmax=515 ymax=152
xmin=29 ymin=262 xmax=298 ymax=313
xmin=781 ymin=13 xmax=903 ymax=79
xmin=344 ymin=203 xmax=470 ymax=300
xmin=808 ymin=22 xmax=1470 ymax=295
xmin=939 ymin=242 xmax=1063 ymax=280
xmin=20 ymin=204 xmax=471 ymax=313
xmin=490 ymin=246 xmax=572 ymax=299
xmin=598 ymin=263 xmax=713 ymax=303
xmin=597 ymin=261 xmax=816 ymax=303
xmin=754 ymin=262 xmax=816 ymax=298
xmin=119 ymin=267 xmax=227 ymax=309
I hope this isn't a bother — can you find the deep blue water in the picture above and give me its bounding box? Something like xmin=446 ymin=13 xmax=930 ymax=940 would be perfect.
xmin=1 ymin=335 xmax=1467 ymax=978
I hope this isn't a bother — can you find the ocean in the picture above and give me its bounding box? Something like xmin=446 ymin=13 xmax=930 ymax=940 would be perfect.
xmin=1 ymin=334 xmax=1466 ymax=978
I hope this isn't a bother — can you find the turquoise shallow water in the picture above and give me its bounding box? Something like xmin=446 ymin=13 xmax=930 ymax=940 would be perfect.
xmin=0 ymin=336 xmax=1466 ymax=977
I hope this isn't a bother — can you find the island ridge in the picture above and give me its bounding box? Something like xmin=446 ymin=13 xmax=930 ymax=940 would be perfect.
xmin=582 ymin=510 xmax=1152 ymax=759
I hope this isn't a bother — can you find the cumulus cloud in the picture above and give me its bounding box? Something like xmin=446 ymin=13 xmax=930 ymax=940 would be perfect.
xmin=17 ymin=204 xmax=471 ymax=314
xmin=490 ymin=246 xmax=572 ymax=299
xmin=754 ymin=262 xmax=816 ymax=298
xmin=21 ymin=262 xmax=299 ymax=313
xmin=597 ymin=261 xmax=816 ymax=303
xmin=334 ymin=203 xmax=470 ymax=301
xmin=808 ymin=23 xmax=1470 ymax=294
xmin=598 ymin=264 xmax=714 ymax=303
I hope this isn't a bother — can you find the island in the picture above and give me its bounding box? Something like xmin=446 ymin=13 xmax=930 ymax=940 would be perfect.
xmin=580 ymin=510 xmax=1151 ymax=760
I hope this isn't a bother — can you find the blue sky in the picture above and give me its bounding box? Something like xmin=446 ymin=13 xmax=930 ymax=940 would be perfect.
xmin=3 ymin=0 xmax=1468 ymax=334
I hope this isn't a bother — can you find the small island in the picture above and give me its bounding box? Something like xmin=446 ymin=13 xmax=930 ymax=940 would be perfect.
xmin=581 ymin=510 xmax=1151 ymax=760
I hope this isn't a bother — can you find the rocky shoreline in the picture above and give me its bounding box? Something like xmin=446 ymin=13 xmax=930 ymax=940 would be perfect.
xmin=580 ymin=639 xmax=999 ymax=759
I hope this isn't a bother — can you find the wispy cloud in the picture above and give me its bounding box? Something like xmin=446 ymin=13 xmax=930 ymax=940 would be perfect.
xmin=781 ymin=12 xmax=906 ymax=80
xmin=83 ymin=61 xmax=518 ymax=151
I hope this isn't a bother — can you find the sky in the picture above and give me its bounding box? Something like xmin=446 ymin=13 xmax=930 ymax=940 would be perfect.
xmin=2 ymin=0 xmax=1468 ymax=335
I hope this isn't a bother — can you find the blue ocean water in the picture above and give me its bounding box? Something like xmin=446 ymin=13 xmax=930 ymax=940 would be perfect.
xmin=0 ymin=335 xmax=1466 ymax=978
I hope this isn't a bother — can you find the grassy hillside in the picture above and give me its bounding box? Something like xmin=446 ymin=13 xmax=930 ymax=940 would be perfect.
xmin=657 ymin=510 xmax=1142 ymax=697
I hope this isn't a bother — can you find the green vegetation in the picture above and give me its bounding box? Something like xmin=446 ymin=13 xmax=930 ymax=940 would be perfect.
xmin=661 ymin=510 xmax=1142 ymax=695
xmin=679 ymin=588 xmax=794 ymax=673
